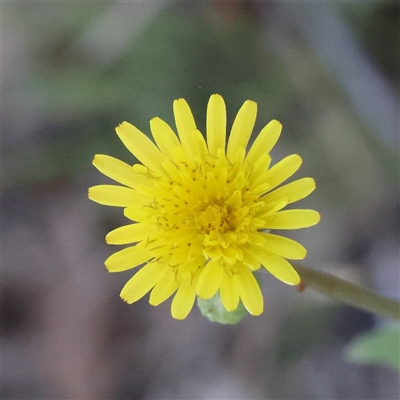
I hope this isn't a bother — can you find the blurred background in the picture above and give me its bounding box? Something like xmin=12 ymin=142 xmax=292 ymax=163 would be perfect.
xmin=2 ymin=1 xmax=399 ymax=399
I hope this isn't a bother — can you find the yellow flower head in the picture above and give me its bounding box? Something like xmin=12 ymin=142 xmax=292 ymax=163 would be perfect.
xmin=89 ymin=94 xmax=320 ymax=320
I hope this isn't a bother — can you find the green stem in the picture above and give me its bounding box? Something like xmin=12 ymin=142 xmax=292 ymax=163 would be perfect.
xmin=294 ymin=264 xmax=400 ymax=321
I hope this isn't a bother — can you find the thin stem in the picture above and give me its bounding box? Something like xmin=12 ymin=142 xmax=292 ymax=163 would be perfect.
xmin=294 ymin=264 xmax=400 ymax=321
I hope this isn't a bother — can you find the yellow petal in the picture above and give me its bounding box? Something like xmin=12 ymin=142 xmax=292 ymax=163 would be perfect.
xmin=234 ymin=268 xmax=263 ymax=316
xmin=258 ymin=199 xmax=289 ymax=220
xmin=162 ymin=159 xmax=182 ymax=183
xmin=197 ymin=261 xmax=224 ymax=299
xmin=178 ymin=261 xmax=198 ymax=280
xmin=264 ymin=154 xmax=302 ymax=192
xmin=262 ymin=177 xmax=316 ymax=205
xmin=149 ymin=268 xmax=179 ymax=306
xmin=220 ymin=273 xmax=240 ymax=311
xmin=92 ymin=154 xmax=146 ymax=188
xmin=106 ymin=223 xmax=157 ymax=245
xmin=248 ymin=153 xmax=272 ymax=188
xmin=171 ymin=276 xmax=197 ymax=319
xmin=206 ymin=94 xmax=226 ymax=156
xmin=252 ymin=246 xmax=300 ymax=285
xmin=205 ymin=170 xmax=219 ymax=199
xmin=170 ymin=247 xmax=194 ymax=265
xmin=230 ymin=146 xmax=246 ymax=165
xmin=221 ymin=246 xmax=242 ymax=264
xmin=192 ymin=129 xmax=208 ymax=160
xmin=261 ymin=233 xmax=307 ymax=260
xmin=124 ymin=206 xmax=155 ymax=223
xmin=227 ymin=100 xmax=257 ymax=160
xmin=150 ymin=117 xmax=182 ymax=160
xmin=263 ymin=209 xmax=321 ymax=230
xmin=188 ymin=244 xmax=204 ymax=262
xmin=245 ymin=119 xmax=282 ymax=165
xmin=115 ymin=121 xmax=165 ymax=174
xmin=105 ymin=245 xmax=151 ymax=272
xmin=173 ymin=98 xmax=198 ymax=158
xmin=241 ymin=246 xmax=261 ymax=270
xmin=88 ymin=185 xmax=149 ymax=207
xmin=164 ymin=225 xmax=195 ymax=245
xmin=120 ymin=262 xmax=164 ymax=303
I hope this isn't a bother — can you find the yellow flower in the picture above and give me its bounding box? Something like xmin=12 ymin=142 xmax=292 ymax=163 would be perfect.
xmin=89 ymin=94 xmax=320 ymax=320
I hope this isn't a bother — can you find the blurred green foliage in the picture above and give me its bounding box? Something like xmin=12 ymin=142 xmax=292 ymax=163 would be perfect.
xmin=275 ymin=304 xmax=339 ymax=366
xmin=347 ymin=325 xmax=400 ymax=371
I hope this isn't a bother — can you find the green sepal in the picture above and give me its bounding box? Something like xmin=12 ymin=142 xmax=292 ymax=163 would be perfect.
xmin=197 ymin=272 xmax=262 ymax=324
xmin=197 ymin=291 xmax=248 ymax=324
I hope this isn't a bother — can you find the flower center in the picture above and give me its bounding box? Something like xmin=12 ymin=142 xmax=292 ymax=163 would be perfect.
xmin=143 ymin=153 xmax=266 ymax=270
xmin=196 ymin=202 xmax=231 ymax=235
